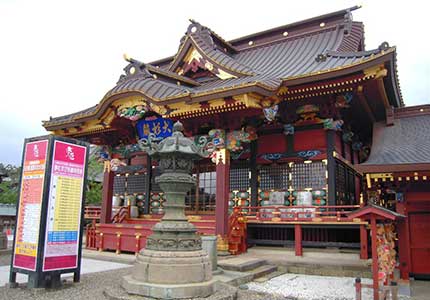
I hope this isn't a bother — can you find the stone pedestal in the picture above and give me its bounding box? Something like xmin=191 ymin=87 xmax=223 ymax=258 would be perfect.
xmin=123 ymin=249 xmax=215 ymax=299
xmin=202 ymin=236 xmax=217 ymax=272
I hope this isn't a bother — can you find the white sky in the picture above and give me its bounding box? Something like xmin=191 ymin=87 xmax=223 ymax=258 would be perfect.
xmin=1 ymin=0 xmax=429 ymax=165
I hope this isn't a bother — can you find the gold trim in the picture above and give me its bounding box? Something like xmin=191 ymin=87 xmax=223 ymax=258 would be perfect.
xmin=45 ymin=48 xmax=395 ymax=129
xmin=280 ymin=47 xmax=395 ymax=81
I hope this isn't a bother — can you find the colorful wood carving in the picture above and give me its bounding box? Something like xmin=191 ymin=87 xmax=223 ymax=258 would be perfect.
xmin=295 ymin=104 xmax=322 ymax=125
xmin=323 ymin=118 xmax=344 ymax=131
xmin=376 ymin=223 xmax=397 ymax=283
xmin=117 ymin=104 xmax=148 ymax=121
xmin=263 ymin=104 xmax=278 ymax=122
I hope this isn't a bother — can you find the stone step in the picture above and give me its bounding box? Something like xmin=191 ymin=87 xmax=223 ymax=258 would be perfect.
xmin=214 ymin=270 xmax=254 ymax=287
xmin=246 ymin=264 xmax=278 ymax=280
xmin=253 ymin=269 xmax=288 ymax=283
xmin=218 ymin=257 xmax=266 ymax=272
xmin=286 ymin=264 xmax=372 ymax=278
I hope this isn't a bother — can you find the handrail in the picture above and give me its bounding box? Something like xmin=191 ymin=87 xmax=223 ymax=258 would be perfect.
xmin=84 ymin=206 xmax=101 ymax=220
xmin=238 ymin=205 xmax=361 ymax=222
xmin=111 ymin=206 xmax=130 ymax=223
xmin=85 ymin=220 xmax=97 ymax=249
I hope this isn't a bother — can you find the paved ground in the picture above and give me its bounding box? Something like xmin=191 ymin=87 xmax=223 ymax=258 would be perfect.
xmin=0 ymin=247 xmax=429 ymax=299
xmin=0 ymin=258 xmax=130 ymax=287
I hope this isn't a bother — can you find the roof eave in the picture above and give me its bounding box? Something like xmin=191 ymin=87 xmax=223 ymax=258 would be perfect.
xmin=356 ymin=163 xmax=430 ymax=173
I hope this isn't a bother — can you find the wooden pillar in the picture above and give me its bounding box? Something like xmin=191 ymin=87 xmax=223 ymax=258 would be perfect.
xmin=360 ymin=224 xmax=368 ymax=259
xmin=396 ymin=202 xmax=410 ymax=280
xmin=100 ymin=170 xmax=114 ymax=224
xmin=250 ymin=140 xmax=258 ymax=207
xmin=370 ymin=215 xmax=379 ymax=300
xmin=326 ymin=130 xmax=336 ymax=206
xmin=295 ymin=224 xmax=303 ymax=256
xmin=144 ymin=155 xmax=152 ymax=215
xmin=215 ymin=149 xmax=230 ymax=251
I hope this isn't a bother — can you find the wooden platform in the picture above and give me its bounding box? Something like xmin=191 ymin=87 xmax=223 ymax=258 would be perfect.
xmin=86 ymin=215 xmax=216 ymax=254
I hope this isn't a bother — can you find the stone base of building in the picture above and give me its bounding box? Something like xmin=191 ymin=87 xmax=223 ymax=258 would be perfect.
xmin=105 ymin=281 xmax=237 ymax=300
xmin=122 ymin=249 xmax=215 ymax=299
xmin=122 ymin=276 xmax=216 ymax=299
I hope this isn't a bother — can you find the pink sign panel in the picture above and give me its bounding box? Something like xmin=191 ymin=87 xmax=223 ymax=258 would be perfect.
xmin=42 ymin=140 xmax=87 ymax=271
xmin=13 ymin=140 xmax=49 ymax=270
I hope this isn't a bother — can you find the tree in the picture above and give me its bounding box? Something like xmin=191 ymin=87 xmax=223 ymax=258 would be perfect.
xmin=0 ymin=163 xmax=21 ymax=204
xmin=84 ymin=147 xmax=104 ymax=205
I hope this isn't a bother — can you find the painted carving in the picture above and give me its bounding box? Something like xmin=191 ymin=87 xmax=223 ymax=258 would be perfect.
xmin=297 ymin=150 xmax=322 ymax=159
xmin=295 ymin=104 xmax=322 ymax=125
xmin=335 ymin=92 xmax=353 ymax=108
xmin=283 ymin=124 xmax=295 ymax=135
xmin=342 ymin=131 xmax=354 ymax=143
xmin=263 ymin=104 xmax=278 ymax=122
xmin=110 ymin=158 xmax=127 ymax=172
xmin=117 ymin=105 xmax=148 ymax=121
xmin=179 ymin=48 xmax=237 ymax=80
xmin=323 ymin=118 xmax=344 ymax=131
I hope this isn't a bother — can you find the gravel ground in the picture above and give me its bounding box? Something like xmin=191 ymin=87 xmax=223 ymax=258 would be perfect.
xmin=0 ymin=267 xmax=134 ymax=300
xmin=0 ymin=266 xmax=289 ymax=300
xmin=248 ymin=273 xmax=409 ymax=300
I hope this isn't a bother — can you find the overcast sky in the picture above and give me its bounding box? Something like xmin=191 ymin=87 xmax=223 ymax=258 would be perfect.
xmin=1 ymin=0 xmax=429 ymax=165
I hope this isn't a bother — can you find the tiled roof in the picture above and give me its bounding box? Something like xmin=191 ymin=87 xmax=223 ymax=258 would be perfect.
xmin=43 ymin=6 xmax=399 ymax=128
xmin=361 ymin=114 xmax=430 ymax=165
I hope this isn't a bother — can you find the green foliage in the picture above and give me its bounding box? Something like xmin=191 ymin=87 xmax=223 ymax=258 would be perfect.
xmin=0 ymin=163 xmax=21 ymax=204
xmin=85 ymin=181 xmax=102 ymax=205
xmin=84 ymin=147 xmax=104 ymax=205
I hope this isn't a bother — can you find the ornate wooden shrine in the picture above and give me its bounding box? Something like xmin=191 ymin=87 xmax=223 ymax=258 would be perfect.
xmin=41 ymin=5 xmax=430 ymax=280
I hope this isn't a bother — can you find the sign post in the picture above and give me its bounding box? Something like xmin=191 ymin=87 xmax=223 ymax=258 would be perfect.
xmin=9 ymin=135 xmax=89 ymax=288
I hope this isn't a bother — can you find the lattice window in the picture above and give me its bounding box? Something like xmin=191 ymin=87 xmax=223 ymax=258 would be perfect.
xmin=259 ymin=164 xmax=289 ymax=190
xmin=230 ymin=161 xmax=250 ymax=191
xmin=127 ymin=173 xmax=147 ymax=194
xmin=113 ymin=175 xmax=126 ymax=195
xmin=335 ymin=161 xmax=359 ymax=205
xmin=336 ymin=165 xmax=357 ymax=205
xmin=198 ymin=165 xmax=216 ymax=211
xmin=291 ymin=162 xmax=326 ymax=191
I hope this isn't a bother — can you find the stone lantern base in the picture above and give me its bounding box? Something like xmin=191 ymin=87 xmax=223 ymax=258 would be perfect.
xmin=122 ymin=249 xmax=215 ymax=299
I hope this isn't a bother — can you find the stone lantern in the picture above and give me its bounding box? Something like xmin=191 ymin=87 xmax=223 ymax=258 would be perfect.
xmin=122 ymin=121 xmax=214 ymax=299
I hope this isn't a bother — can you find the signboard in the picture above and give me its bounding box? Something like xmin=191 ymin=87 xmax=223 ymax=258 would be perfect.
xmin=42 ymin=141 xmax=87 ymax=271
xmin=136 ymin=118 xmax=173 ymax=140
xmin=10 ymin=136 xmax=88 ymax=288
xmin=13 ymin=140 xmax=48 ymax=271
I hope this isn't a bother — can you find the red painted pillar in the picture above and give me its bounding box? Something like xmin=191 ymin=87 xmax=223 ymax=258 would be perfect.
xmin=370 ymin=216 xmax=379 ymax=300
xmin=396 ymin=202 xmax=410 ymax=280
xmin=215 ymin=149 xmax=230 ymax=251
xmin=360 ymin=224 xmax=368 ymax=259
xmin=295 ymin=224 xmax=303 ymax=256
xmin=100 ymin=169 xmax=114 ymax=224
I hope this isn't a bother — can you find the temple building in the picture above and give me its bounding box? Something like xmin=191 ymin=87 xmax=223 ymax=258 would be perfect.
xmin=43 ymin=6 xmax=429 ymax=280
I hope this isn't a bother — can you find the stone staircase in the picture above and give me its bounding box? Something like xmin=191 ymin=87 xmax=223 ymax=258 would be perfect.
xmin=215 ymin=257 xmax=281 ymax=286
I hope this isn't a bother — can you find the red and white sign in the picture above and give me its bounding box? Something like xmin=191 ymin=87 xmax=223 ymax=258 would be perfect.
xmin=13 ymin=140 xmax=49 ymax=270
xmin=42 ymin=140 xmax=87 ymax=271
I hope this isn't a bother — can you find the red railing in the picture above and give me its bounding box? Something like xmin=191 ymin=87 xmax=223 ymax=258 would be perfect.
xmin=86 ymin=220 xmax=98 ymax=249
xmin=240 ymin=205 xmax=361 ymax=222
xmin=84 ymin=206 xmax=101 ymax=220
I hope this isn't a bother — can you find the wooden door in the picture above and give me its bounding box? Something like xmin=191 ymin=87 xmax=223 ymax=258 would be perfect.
xmin=409 ymin=212 xmax=430 ymax=277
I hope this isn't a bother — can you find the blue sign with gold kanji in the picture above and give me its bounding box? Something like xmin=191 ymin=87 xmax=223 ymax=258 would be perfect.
xmin=136 ymin=118 xmax=173 ymax=140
